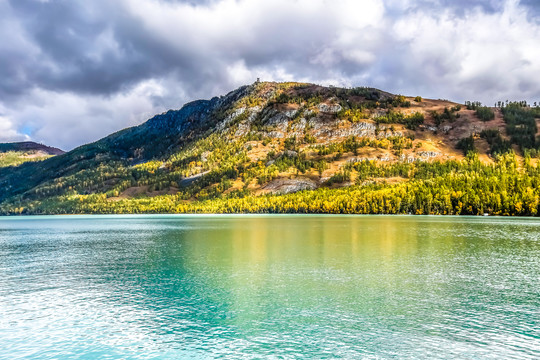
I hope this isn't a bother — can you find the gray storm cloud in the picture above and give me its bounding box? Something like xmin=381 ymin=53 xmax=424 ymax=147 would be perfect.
xmin=1 ymin=0 xmax=539 ymax=149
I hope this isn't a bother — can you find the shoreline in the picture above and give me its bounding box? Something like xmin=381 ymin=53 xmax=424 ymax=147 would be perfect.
xmin=2 ymin=213 xmax=540 ymax=220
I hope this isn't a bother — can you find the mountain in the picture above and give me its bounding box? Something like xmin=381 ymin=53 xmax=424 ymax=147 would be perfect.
xmin=0 ymin=141 xmax=65 ymax=156
xmin=0 ymin=81 xmax=539 ymax=216
xmin=0 ymin=141 xmax=65 ymax=168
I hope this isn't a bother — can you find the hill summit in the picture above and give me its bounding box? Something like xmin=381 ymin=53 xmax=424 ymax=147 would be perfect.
xmin=0 ymin=81 xmax=539 ymax=215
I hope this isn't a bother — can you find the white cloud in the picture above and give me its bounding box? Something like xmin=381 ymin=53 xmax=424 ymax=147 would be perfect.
xmin=1 ymin=0 xmax=540 ymax=149
xmin=0 ymin=115 xmax=30 ymax=143
xmin=391 ymin=0 xmax=540 ymax=102
xmin=4 ymin=80 xmax=168 ymax=150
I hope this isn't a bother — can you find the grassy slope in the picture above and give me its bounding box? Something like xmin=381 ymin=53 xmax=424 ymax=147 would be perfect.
xmin=0 ymin=151 xmax=53 ymax=168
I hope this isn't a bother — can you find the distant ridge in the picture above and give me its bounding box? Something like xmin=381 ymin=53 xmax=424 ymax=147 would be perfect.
xmin=0 ymin=141 xmax=65 ymax=156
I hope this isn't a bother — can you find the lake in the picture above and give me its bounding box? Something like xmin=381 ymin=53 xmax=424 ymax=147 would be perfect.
xmin=0 ymin=215 xmax=539 ymax=359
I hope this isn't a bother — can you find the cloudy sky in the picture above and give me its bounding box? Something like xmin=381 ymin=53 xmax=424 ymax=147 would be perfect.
xmin=1 ymin=0 xmax=540 ymax=150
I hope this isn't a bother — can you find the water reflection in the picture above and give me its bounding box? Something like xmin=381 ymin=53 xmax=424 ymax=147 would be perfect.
xmin=0 ymin=215 xmax=539 ymax=359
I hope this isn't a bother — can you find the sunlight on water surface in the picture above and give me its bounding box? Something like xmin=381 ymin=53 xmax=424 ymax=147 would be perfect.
xmin=0 ymin=215 xmax=539 ymax=359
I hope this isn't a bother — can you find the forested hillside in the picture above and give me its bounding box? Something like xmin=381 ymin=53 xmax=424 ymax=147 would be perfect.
xmin=1 ymin=82 xmax=539 ymax=215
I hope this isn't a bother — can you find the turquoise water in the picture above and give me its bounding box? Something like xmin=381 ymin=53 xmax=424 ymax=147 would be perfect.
xmin=0 ymin=215 xmax=539 ymax=359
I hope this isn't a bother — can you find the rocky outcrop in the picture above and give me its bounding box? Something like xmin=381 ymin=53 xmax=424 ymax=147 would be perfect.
xmin=262 ymin=177 xmax=317 ymax=194
xmin=312 ymin=120 xmax=377 ymax=139
xmin=179 ymin=171 xmax=211 ymax=187
xmin=318 ymin=103 xmax=342 ymax=113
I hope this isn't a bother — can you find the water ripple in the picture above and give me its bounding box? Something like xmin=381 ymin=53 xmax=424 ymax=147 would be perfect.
xmin=0 ymin=215 xmax=539 ymax=359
